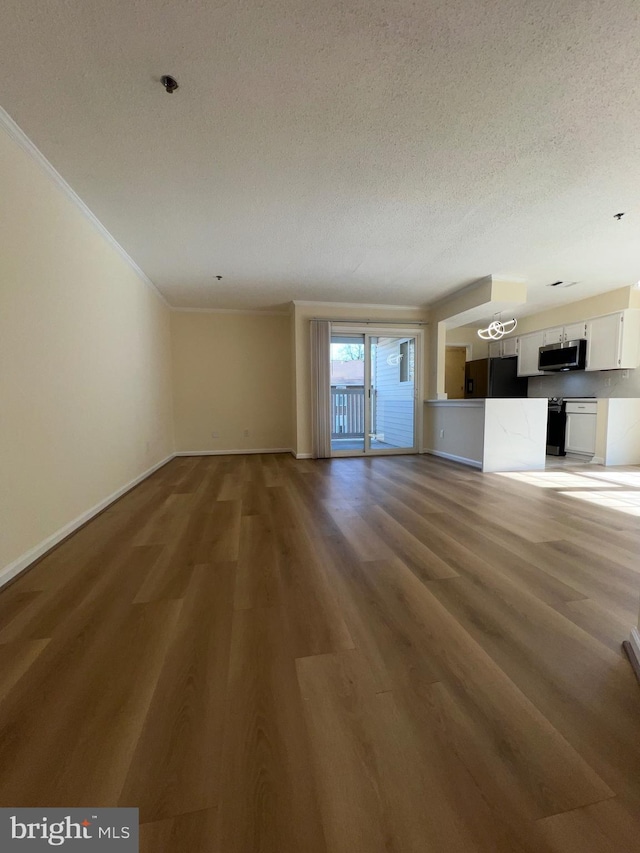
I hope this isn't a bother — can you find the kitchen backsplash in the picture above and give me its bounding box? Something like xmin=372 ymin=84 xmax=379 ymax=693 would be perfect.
xmin=528 ymin=368 xmax=640 ymax=398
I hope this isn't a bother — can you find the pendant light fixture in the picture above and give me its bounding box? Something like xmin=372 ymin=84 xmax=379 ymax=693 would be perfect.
xmin=477 ymin=315 xmax=518 ymax=340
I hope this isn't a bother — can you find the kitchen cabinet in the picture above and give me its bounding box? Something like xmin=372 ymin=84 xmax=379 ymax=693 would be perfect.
xmin=563 ymin=322 xmax=588 ymax=341
xmin=545 ymin=323 xmax=587 ymax=344
xmin=517 ymin=331 xmax=544 ymax=376
xmin=543 ymin=327 xmax=564 ymax=345
xmin=488 ymin=337 xmax=518 ymax=358
xmin=586 ymin=311 xmax=640 ymax=371
xmin=502 ymin=336 xmax=519 ymax=357
xmin=565 ymin=401 xmax=597 ymax=455
xmin=483 ymin=310 xmax=638 ymax=375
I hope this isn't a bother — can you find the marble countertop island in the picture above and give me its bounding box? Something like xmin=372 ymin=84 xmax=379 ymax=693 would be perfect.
xmin=424 ymin=398 xmax=547 ymax=472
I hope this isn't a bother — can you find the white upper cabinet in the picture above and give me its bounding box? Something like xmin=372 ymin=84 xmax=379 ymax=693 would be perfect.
xmin=517 ymin=331 xmax=544 ymax=376
xmin=502 ymin=336 xmax=519 ymax=357
xmin=489 ymin=337 xmax=518 ymax=358
xmin=563 ymin=322 xmax=588 ymax=341
xmin=495 ymin=310 xmax=638 ymax=376
xmin=586 ymin=311 xmax=640 ymax=371
xmin=543 ymin=327 xmax=564 ymax=345
xmin=544 ymin=323 xmax=587 ymax=344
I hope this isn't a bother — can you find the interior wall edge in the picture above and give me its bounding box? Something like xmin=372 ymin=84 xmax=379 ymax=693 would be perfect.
xmin=0 ymin=105 xmax=168 ymax=308
xmin=0 ymin=454 xmax=175 ymax=593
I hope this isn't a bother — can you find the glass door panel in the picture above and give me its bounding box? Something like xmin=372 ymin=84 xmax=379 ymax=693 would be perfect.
xmin=330 ymin=334 xmax=365 ymax=453
xmin=367 ymin=335 xmax=417 ymax=452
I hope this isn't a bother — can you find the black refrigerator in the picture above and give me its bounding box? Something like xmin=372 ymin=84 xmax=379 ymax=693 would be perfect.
xmin=465 ymin=357 xmax=528 ymax=398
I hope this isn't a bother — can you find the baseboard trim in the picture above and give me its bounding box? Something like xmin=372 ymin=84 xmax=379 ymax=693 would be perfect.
xmin=623 ymin=628 xmax=640 ymax=685
xmin=424 ymin=449 xmax=482 ymax=469
xmin=174 ymin=448 xmax=292 ymax=457
xmin=0 ymin=454 xmax=174 ymax=591
xmin=294 ymin=453 xmax=313 ymax=459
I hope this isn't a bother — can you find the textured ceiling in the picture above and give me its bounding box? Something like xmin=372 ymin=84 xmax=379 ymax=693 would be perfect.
xmin=1 ymin=0 xmax=640 ymax=312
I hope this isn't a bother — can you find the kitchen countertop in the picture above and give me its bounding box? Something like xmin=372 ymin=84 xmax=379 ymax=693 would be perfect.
xmin=424 ymin=398 xmax=547 ymax=472
xmin=424 ymin=397 xmax=529 ymax=404
xmin=425 ymin=398 xmax=485 ymax=404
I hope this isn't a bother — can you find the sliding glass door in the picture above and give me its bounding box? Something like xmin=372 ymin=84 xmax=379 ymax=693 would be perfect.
xmin=330 ymin=334 xmax=366 ymax=453
xmin=330 ymin=330 xmax=418 ymax=456
xmin=367 ymin=335 xmax=417 ymax=452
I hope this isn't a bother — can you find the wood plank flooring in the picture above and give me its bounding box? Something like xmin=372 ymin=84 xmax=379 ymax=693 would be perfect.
xmin=1 ymin=453 xmax=640 ymax=852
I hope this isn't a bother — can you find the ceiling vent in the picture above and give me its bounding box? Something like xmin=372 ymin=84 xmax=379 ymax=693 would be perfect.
xmin=547 ymin=280 xmax=579 ymax=288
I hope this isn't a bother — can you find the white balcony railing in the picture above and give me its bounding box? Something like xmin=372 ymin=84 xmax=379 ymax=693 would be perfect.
xmin=331 ymin=386 xmax=365 ymax=438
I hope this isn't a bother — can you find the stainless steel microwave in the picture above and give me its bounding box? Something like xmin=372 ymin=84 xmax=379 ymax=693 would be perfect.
xmin=538 ymin=339 xmax=587 ymax=371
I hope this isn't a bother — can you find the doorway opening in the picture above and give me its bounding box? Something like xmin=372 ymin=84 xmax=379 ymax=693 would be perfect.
xmin=445 ymin=346 xmax=467 ymax=399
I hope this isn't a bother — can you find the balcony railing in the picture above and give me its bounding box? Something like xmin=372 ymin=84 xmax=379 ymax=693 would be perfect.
xmin=331 ymin=386 xmax=365 ymax=438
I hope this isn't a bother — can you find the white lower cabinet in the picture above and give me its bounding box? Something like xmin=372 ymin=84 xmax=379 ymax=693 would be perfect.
xmin=565 ymin=401 xmax=597 ymax=456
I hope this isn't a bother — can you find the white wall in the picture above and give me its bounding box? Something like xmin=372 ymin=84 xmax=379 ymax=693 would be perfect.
xmin=0 ymin=120 xmax=174 ymax=580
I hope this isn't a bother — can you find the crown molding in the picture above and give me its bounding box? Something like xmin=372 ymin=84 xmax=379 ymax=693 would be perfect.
xmin=292 ymin=300 xmax=423 ymax=310
xmin=0 ymin=106 xmax=170 ymax=308
xmin=172 ymin=306 xmax=289 ymax=316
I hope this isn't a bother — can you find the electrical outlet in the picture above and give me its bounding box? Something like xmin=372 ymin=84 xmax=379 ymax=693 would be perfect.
xmin=244 ymin=429 xmax=250 ymax=437
xmin=622 ymin=369 xmax=630 ymax=379
xmin=439 ymin=429 xmax=445 ymax=439
xmin=604 ymin=376 xmax=611 ymax=387
xmin=212 ymin=431 xmax=219 ymax=438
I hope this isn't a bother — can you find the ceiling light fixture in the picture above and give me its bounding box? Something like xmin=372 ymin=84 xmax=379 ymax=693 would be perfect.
xmin=477 ymin=316 xmax=518 ymax=340
xmin=161 ymin=75 xmax=179 ymax=94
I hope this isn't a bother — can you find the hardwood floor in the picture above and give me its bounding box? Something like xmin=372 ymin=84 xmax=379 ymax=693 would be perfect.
xmin=1 ymin=453 xmax=640 ymax=852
